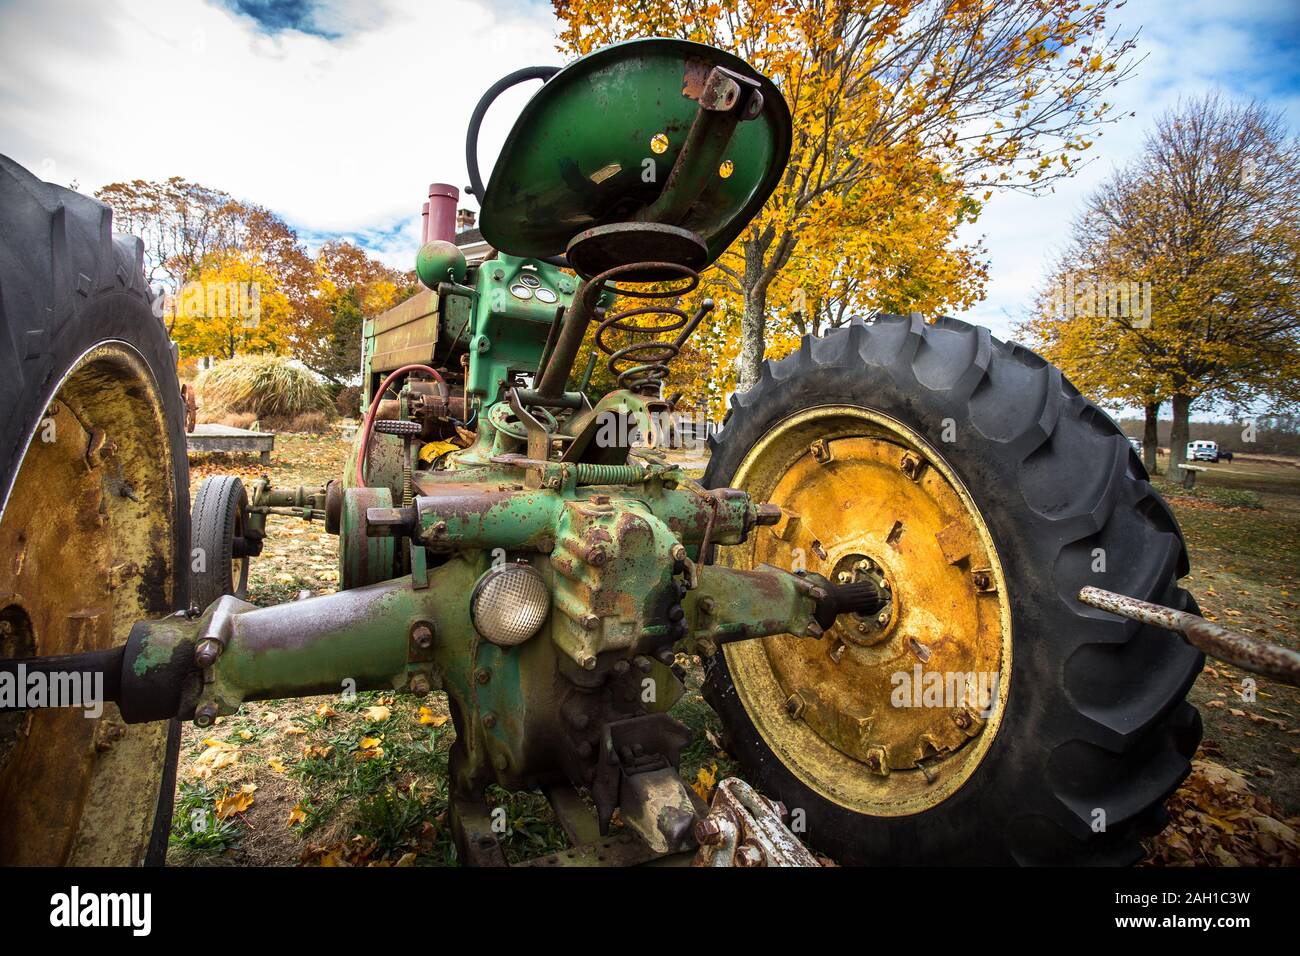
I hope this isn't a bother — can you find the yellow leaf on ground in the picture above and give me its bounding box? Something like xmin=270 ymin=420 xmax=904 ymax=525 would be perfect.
xmin=315 ymin=703 xmax=338 ymax=720
xmin=302 ymin=744 xmax=334 ymax=760
xmin=288 ymin=803 xmax=308 ymax=827
xmin=191 ymin=742 xmax=240 ymax=779
xmin=691 ymin=763 xmax=718 ymax=802
xmin=418 ymin=706 xmax=449 ymax=727
xmin=215 ymin=788 xmax=254 ymax=819
xmin=363 ymin=705 xmax=391 ymax=723
xmin=358 ymin=735 xmax=383 ymax=749
xmin=284 ymin=726 xmax=307 ymax=736
xmin=355 ymin=745 xmax=385 ymax=763
xmin=267 ymin=755 xmax=287 ymax=773
xmin=394 ymin=852 xmax=417 ymax=867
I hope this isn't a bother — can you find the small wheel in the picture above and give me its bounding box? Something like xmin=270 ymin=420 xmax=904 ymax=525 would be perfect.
xmin=703 ymin=315 xmax=1203 ymax=865
xmin=191 ymin=475 xmax=251 ymax=610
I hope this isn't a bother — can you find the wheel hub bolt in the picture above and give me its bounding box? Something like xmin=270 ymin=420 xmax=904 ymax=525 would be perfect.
xmin=194 ymin=639 xmax=222 ymax=668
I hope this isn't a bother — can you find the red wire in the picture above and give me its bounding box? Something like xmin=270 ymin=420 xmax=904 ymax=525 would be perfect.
xmin=355 ymin=364 xmax=446 ymax=487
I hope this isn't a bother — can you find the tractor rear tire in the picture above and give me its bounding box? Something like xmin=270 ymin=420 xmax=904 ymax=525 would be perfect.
xmin=190 ymin=475 xmax=251 ymax=611
xmin=703 ymin=316 xmax=1203 ymax=865
xmin=0 ymin=155 xmax=187 ymax=864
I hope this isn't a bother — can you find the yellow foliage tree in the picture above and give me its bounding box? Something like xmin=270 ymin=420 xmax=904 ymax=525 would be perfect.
xmin=167 ymin=250 xmax=293 ymax=360
xmin=554 ymin=0 xmax=1136 ymax=407
xmin=1020 ymin=96 xmax=1300 ymax=474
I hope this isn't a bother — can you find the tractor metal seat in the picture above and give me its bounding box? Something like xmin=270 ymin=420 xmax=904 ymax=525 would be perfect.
xmin=476 ymin=38 xmax=791 ymax=279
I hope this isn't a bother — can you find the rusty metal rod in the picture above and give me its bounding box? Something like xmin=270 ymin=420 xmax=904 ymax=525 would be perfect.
xmin=1078 ymin=586 xmax=1300 ymax=687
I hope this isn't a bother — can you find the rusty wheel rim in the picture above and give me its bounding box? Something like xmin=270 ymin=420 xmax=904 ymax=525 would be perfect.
xmin=720 ymin=406 xmax=1011 ymax=816
xmin=0 ymin=343 xmax=179 ymax=863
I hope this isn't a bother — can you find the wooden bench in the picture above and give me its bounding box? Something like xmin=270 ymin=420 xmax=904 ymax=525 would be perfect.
xmin=1180 ymin=463 xmax=1206 ymax=489
xmin=187 ymin=424 xmax=275 ymax=465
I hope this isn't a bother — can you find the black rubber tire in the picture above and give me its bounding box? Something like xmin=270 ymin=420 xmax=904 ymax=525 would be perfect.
xmin=0 ymin=154 xmax=186 ymax=864
xmin=703 ymin=315 xmax=1203 ymax=865
xmin=190 ymin=475 xmax=250 ymax=611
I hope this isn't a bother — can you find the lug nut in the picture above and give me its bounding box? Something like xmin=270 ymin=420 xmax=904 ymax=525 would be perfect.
xmin=193 ymin=639 xmax=222 ymax=668
xmin=735 ymin=842 xmax=765 ymax=867
xmin=695 ymin=817 xmax=724 ymax=846
xmin=410 ymin=623 xmax=434 ymax=649
xmin=784 ymin=693 xmax=805 ymax=718
xmin=409 ymin=674 xmax=430 ymax=696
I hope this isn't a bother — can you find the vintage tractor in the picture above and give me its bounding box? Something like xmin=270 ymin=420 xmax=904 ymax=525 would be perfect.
xmin=2 ymin=38 xmax=1297 ymax=867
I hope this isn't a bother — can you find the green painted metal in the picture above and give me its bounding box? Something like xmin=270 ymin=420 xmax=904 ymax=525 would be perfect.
xmin=415 ymin=239 xmax=467 ymax=289
xmin=478 ymin=38 xmax=791 ymax=267
xmin=112 ymin=38 xmax=821 ymax=849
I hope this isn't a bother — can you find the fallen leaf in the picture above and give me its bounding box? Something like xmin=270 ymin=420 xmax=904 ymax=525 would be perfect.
xmin=418 ymin=706 xmax=449 ymax=727
xmin=215 ymin=787 xmax=254 ymax=819
xmin=288 ymin=803 xmax=308 ymax=827
xmin=363 ymin=705 xmax=391 ymax=723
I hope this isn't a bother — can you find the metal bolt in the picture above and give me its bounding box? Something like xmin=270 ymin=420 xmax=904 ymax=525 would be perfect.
xmin=670 ymin=543 xmax=687 ymax=562
xmin=634 ymin=656 xmax=653 ymax=673
xmin=581 ymin=614 xmax=600 ymax=631
xmin=804 ymin=621 xmax=824 ymax=638
xmin=194 ymin=639 xmax=222 ymax=668
xmin=735 ymin=842 xmax=765 ymax=867
xmin=579 ymin=655 xmax=597 ymax=671
xmin=482 ymin=712 xmax=497 ymax=729
xmin=699 ymin=598 xmax=715 ymax=615
xmin=972 ymin=570 xmax=992 ymax=591
xmin=864 ymin=746 xmax=889 ymax=776
xmin=474 ymin=667 xmax=491 ymax=685
xmin=695 ymin=817 xmax=724 ymax=846
xmin=952 ymin=709 xmax=971 ymax=730
xmin=432 ymin=521 xmax=448 ymax=535
xmin=784 ymin=693 xmax=805 ymax=718
xmin=828 ymin=640 xmax=847 ymax=664
xmin=809 ymin=439 xmax=831 ymax=464
xmin=408 ymin=674 xmax=431 ymax=696
xmin=194 ymin=703 xmax=219 ymax=728
xmin=837 ymin=571 xmax=853 ymax=583
xmin=585 ymin=545 xmax=608 ymax=566
xmin=808 ymin=586 xmax=827 ymax=602
xmin=613 ymin=659 xmax=630 ymax=676
xmin=591 ymin=494 xmax=611 ymax=505
xmin=410 ymin=623 xmax=434 ymax=649
xmin=877 ymin=608 xmax=892 ymax=626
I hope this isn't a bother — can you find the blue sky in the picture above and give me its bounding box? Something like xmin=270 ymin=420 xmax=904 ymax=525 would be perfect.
xmin=1 ymin=0 xmax=1297 ymax=354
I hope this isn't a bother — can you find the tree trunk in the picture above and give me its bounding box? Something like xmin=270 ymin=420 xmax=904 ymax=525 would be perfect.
xmin=1169 ymin=393 xmax=1193 ymax=478
xmin=737 ymin=289 xmax=767 ymax=393
xmin=1143 ymin=400 xmax=1160 ymax=474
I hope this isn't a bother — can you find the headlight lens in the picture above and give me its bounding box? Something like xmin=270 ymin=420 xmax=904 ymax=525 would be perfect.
xmin=471 ymin=563 xmax=550 ymax=646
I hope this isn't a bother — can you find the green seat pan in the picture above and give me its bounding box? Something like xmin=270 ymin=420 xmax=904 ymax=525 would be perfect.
xmin=478 ymin=37 xmax=792 ymax=271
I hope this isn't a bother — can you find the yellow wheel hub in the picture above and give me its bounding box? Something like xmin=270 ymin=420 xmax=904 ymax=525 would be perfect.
xmin=720 ymin=406 xmax=1011 ymax=815
xmin=0 ymin=344 xmax=179 ymax=864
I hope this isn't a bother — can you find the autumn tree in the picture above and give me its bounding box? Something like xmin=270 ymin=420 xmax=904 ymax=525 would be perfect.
xmin=295 ymin=240 xmax=418 ymax=384
xmin=96 ymin=177 xmax=242 ymax=288
xmin=554 ymin=0 xmax=1136 ymax=394
xmin=1021 ymin=95 xmax=1300 ymax=475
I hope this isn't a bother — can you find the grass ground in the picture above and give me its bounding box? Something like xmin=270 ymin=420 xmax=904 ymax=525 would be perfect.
xmin=173 ymin=435 xmax=1297 ymax=866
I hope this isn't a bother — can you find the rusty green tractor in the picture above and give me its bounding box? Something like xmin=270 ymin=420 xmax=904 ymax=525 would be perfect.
xmin=2 ymin=38 xmax=1296 ymax=867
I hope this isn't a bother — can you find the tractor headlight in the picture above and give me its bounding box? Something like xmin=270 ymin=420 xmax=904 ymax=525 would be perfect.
xmin=471 ymin=563 xmax=550 ymax=646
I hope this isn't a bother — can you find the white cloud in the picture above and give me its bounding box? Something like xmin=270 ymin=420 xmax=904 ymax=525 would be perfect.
xmin=2 ymin=0 xmax=1295 ymax=311
xmin=0 ymin=0 xmax=562 ymax=268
